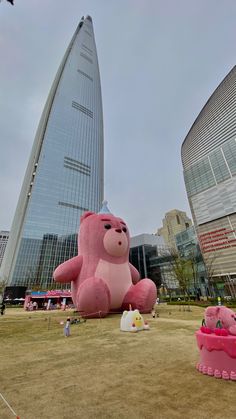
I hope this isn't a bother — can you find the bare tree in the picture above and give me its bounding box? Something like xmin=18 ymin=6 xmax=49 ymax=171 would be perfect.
xmin=160 ymin=248 xmax=194 ymax=299
xmin=202 ymin=252 xmax=217 ymax=296
xmin=0 ymin=277 xmax=7 ymax=302
xmin=185 ymin=248 xmax=198 ymax=296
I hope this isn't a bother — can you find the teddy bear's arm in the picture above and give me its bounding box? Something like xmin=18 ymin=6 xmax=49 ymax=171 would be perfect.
xmin=53 ymin=255 xmax=83 ymax=283
xmin=129 ymin=263 xmax=140 ymax=284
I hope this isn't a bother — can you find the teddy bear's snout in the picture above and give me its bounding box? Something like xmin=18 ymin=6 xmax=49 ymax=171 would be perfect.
xmin=115 ymin=229 xmax=122 ymax=233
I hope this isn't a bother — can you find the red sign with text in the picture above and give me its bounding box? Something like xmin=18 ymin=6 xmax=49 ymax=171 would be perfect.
xmin=199 ymin=227 xmax=236 ymax=253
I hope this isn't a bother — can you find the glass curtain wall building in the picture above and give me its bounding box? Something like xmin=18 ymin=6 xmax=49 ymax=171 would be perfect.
xmin=175 ymin=226 xmax=208 ymax=296
xmin=129 ymin=234 xmax=179 ymax=292
xmin=0 ymin=16 xmax=104 ymax=288
xmin=181 ymin=66 xmax=236 ymax=291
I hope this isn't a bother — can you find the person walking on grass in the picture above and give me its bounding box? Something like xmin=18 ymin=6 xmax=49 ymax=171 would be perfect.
xmin=0 ymin=301 xmax=6 ymax=316
xmin=64 ymin=317 xmax=71 ymax=337
xmin=151 ymin=306 xmax=156 ymax=319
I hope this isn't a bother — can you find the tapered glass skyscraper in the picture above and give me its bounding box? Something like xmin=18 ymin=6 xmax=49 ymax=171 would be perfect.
xmin=0 ymin=15 xmax=104 ymax=287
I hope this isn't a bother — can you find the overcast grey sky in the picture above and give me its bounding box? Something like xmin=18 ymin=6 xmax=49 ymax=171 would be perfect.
xmin=0 ymin=0 xmax=235 ymax=236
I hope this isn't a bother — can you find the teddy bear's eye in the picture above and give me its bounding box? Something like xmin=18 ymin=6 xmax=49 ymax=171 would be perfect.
xmin=122 ymin=227 xmax=127 ymax=233
xmin=104 ymin=224 xmax=111 ymax=229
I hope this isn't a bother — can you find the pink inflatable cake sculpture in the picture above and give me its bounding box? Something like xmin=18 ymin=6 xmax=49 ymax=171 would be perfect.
xmin=53 ymin=201 xmax=157 ymax=318
xmin=196 ymin=305 xmax=236 ymax=380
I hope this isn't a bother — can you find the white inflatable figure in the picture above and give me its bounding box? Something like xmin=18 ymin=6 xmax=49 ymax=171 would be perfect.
xmin=120 ymin=309 xmax=150 ymax=332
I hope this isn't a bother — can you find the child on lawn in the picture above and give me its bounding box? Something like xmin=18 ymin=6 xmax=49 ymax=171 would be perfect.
xmin=64 ymin=317 xmax=71 ymax=337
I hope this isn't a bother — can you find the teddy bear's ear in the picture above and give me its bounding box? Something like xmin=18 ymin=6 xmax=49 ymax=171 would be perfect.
xmin=80 ymin=211 xmax=94 ymax=223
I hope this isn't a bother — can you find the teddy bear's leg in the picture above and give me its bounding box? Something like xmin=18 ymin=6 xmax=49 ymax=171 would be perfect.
xmin=76 ymin=277 xmax=111 ymax=318
xmin=122 ymin=278 xmax=157 ymax=313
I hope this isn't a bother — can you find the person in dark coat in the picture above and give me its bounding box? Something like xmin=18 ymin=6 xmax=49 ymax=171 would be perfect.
xmin=0 ymin=302 xmax=6 ymax=315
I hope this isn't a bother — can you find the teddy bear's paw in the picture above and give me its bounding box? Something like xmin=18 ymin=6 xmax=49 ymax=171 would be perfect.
xmin=76 ymin=277 xmax=111 ymax=318
xmin=122 ymin=279 xmax=157 ymax=313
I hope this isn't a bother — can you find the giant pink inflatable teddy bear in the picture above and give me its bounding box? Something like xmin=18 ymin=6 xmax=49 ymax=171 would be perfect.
xmin=53 ymin=204 xmax=157 ymax=318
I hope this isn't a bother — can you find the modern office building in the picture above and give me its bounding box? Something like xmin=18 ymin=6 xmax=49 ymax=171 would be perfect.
xmin=0 ymin=16 xmax=104 ymax=288
xmin=157 ymin=209 xmax=192 ymax=249
xmin=175 ymin=226 xmax=209 ymax=296
xmin=181 ymin=66 xmax=236 ymax=290
xmin=0 ymin=231 xmax=9 ymax=267
xmin=129 ymin=234 xmax=179 ymax=292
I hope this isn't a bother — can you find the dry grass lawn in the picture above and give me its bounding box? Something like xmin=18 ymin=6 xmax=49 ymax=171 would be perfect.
xmin=0 ymin=304 xmax=236 ymax=419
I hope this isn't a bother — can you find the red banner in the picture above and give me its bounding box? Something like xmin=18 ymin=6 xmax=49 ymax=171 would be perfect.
xmin=199 ymin=227 xmax=236 ymax=253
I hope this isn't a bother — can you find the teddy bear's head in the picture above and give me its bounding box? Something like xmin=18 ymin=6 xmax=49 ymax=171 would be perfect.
xmin=78 ymin=210 xmax=130 ymax=262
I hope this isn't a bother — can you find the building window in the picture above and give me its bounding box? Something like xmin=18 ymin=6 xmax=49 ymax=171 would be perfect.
xmin=80 ymin=52 xmax=93 ymax=64
xmin=64 ymin=156 xmax=91 ymax=176
xmin=184 ymin=157 xmax=216 ymax=197
xmin=81 ymin=44 xmax=93 ymax=55
xmin=72 ymin=101 xmax=93 ymax=118
xmin=209 ymin=149 xmax=231 ymax=184
xmin=58 ymin=201 xmax=88 ymax=211
xmin=77 ymin=69 xmax=93 ymax=82
xmin=222 ymin=138 xmax=236 ymax=176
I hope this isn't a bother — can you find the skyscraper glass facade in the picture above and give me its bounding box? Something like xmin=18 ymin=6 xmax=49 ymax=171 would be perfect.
xmin=181 ymin=66 xmax=236 ymax=286
xmin=0 ymin=16 xmax=104 ymax=287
